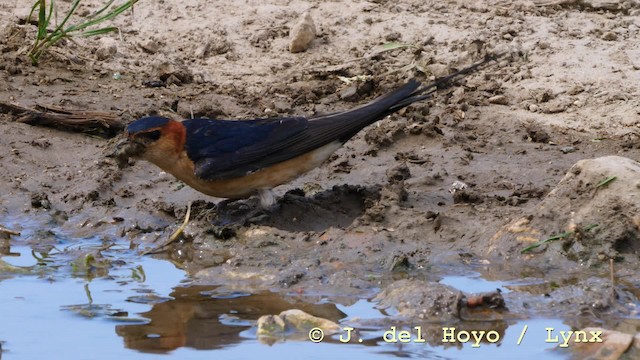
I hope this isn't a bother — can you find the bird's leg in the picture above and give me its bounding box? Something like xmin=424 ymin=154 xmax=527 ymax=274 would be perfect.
xmin=244 ymin=188 xmax=280 ymax=223
xmin=212 ymin=189 xmax=280 ymax=229
xmin=258 ymin=188 xmax=276 ymax=209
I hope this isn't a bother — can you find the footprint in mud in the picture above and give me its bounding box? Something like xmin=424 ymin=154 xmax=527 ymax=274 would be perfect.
xmin=260 ymin=185 xmax=374 ymax=232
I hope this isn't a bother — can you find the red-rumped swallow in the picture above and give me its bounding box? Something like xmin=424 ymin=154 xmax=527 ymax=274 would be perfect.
xmin=115 ymin=56 xmax=499 ymax=211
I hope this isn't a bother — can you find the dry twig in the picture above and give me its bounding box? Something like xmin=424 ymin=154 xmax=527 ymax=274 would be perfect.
xmin=0 ymin=101 xmax=123 ymax=136
xmin=143 ymin=202 xmax=192 ymax=255
xmin=0 ymin=225 xmax=21 ymax=237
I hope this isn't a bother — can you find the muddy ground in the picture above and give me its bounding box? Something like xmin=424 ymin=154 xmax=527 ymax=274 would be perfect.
xmin=1 ymin=0 xmax=640 ymax=355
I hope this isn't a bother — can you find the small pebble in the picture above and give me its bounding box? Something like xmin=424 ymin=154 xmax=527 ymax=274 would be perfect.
xmin=602 ymin=31 xmax=618 ymax=41
xmin=138 ymin=39 xmax=159 ymax=54
xmin=537 ymin=41 xmax=551 ymax=50
xmin=426 ymin=63 xmax=449 ymax=78
xmin=95 ymin=38 xmax=117 ymax=61
xmin=339 ymin=83 xmax=359 ymax=101
xmin=488 ymin=95 xmax=509 ymax=105
xmin=289 ymin=12 xmax=316 ymax=53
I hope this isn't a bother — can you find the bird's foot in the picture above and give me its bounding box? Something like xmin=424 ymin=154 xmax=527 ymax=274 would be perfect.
xmin=210 ymin=199 xmax=279 ymax=239
xmin=212 ymin=199 xmax=247 ymax=224
xmin=212 ymin=199 xmax=263 ymax=225
xmin=213 ymin=205 xmax=277 ymax=226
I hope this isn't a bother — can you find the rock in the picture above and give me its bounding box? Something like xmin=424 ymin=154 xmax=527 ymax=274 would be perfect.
xmin=488 ymin=156 xmax=640 ymax=264
xmin=151 ymin=61 xmax=193 ymax=85
xmin=488 ymin=94 xmax=509 ymax=105
xmin=452 ymin=188 xmax=484 ymax=204
xmin=386 ymin=163 xmax=411 ymax=183
xmin=533 ymin=0 xmax=623 ymax=10
xmin=426 ymin=63 xmax=450 ymax=78
xmin=525 ymin=124 xmax=550 ymax=143
xmin=280 ymin=309 xmax=340 ymax=332
xmin=289 ymin=12 xmax=316 ymax=53
xmin=164 ymin=74 xmax=182 ymax=86
xmin=563 ymin=327 xmax=633 ymax=360
xmin=450 ymin=87 xmax=465 ymax=103
xmin=374 ymin=279 xmax=460 ymax=320
xmin=195 ymin=37 xmax=232 ymax=58
xmin=531 ymin=88 xmax=554 ymax=103
xmin=537 ymin=40 xmax=551 ymax=50
xmin=602 ymin=31 xmax=618 ymax=41
xmin=583 ymin=0 xmax=627 ymax=11
xmin=256 ymin=309 xmax=340 ymax=339
xmin=384 ymin=32 xmax=402 ymax=41
xmin=560 ymin=146 xmax=576 ymax=154
xmin=467 ymin=1 xmax=489 ymax=12
xmin=567 ymin=85 xmax=585 ymax=95
xmin=138 ymin=39 xmax=159 ymax=54
xmin=543 ymin=101 xmax=569 ymax=114
xmin=629 ymin=333 xmax=640 ymax=358
xmin=95 ymin=37 xmax=117 ymax=61
xmin=256 ymin=314 xmax=286 ymax=336
xmin=339 ymin=83 xmax=358 ymax=101
xmin=31 ymin=192 xmax=51 ymax=209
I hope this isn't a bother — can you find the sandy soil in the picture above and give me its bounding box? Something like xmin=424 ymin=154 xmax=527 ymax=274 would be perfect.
xmin=1 ymin=0 xmax=640 ymax=349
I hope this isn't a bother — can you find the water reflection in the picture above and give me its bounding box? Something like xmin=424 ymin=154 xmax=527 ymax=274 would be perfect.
xmin=116 ymin=287 xmax=347 ymax=352
xmin=0 ymin=233 xmax=575 ymax=359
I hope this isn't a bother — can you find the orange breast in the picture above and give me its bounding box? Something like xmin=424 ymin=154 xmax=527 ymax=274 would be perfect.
xmin=143 ymin=141 xmax=342 ymax=199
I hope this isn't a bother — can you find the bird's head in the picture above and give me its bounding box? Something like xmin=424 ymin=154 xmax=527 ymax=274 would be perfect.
xmin=113 ymin=116 xmax=186 ymax=167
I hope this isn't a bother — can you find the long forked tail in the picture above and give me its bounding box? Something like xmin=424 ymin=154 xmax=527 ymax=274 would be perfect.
xmin=230 ymin=55 xmax=503 ymax=176
xmin=387 ymin=53 xmax=503 ymax=112
xmin=314 ymin=53 xmax=503 ymax=144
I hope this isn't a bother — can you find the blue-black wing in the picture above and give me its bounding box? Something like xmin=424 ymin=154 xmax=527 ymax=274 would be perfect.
xmin=184 ymin=79 xmax=424 ymax=181
xmin=183 ymin=117 xmax=310 ymax=180
xmin=184 ymin=55 xmax=500 ymax=181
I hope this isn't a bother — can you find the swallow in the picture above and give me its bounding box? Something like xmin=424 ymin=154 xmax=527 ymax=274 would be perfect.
xmin=115 ymin=56 xmax=500 ymax=219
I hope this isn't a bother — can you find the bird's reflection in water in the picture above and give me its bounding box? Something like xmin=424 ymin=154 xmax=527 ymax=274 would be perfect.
xmin=116 ymin=286 xmax=346 ymax=353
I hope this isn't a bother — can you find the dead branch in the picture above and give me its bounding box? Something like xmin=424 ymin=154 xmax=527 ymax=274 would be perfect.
xmin=0 ymin=101 xmax=124 ymax=137
xmin=0 ymin=225 xmax=21 ymax=237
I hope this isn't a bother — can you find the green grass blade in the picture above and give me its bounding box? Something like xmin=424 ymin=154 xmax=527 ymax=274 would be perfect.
xmin=28 ymin=0 xmax=137 ymax=64
xmin=521 ymin=231 xmax=572 ymax=253
xmin=69 ymin=0 xmax=138 ymax=32
xmin=582 ymin=224 xmax=599 ymax=232
xmin=86 ymin=0 xmax=116 ymax=20
xmin=34 ymin=0 xmax=79 ymax=56
xmin=27 ymin=1 xmax=40 ymax=24
xmin=44 ymin=0 xmax=55 ymax=36
xmin=81 ymin=27 xmax=118 ymax=37
xmin=521 ymin=224 xmax=599 ymax=254
xmin=595 ymin=176 xmax=617 ymax=188
xmin=51 ymin=0 xmax=81 ymax=36
xmin=37 ymin=0 xmax=47 ymax=40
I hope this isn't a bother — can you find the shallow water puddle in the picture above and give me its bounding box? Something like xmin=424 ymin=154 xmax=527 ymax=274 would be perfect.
xmin=0 ymin=243 xmax=186 ymax=358
xmin=1 ymin=226 xmax=572 ymax=360
xmin=439 ymin=274 xmax=511 ymax=294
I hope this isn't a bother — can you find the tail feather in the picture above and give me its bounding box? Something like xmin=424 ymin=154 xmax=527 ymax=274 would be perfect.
xmin=388 ymin=54 xmax=501 ymax=112
xmin=312 ymin=53 xmax=502 ymax=143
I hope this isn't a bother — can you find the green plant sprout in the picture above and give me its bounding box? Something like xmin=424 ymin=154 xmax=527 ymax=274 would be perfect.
xmin=27 ymin=0 xmax=138 ymax=65
xmin=521 ymin=224 xmax=599 ymax=254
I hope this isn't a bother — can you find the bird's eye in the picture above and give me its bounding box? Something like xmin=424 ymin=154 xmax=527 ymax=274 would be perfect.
xmin=139 ymin=130 xmax=161 ymax=141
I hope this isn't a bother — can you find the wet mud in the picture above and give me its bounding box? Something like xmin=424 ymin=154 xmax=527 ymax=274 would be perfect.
xmin=1 ymin=0 xmax=640 ymax=358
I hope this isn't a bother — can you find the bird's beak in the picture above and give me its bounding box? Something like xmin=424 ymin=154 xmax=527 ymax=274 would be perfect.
xmin=109 ymin=137 xmax=146 ymax=168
